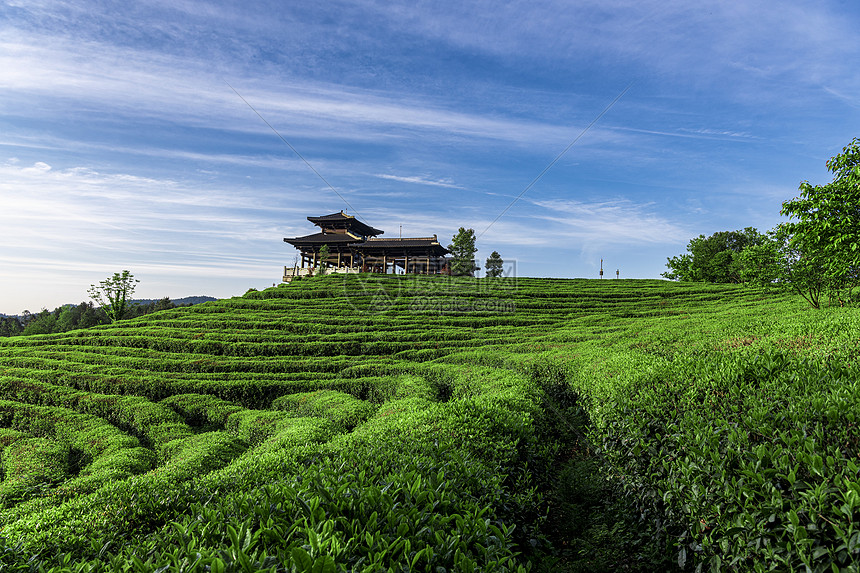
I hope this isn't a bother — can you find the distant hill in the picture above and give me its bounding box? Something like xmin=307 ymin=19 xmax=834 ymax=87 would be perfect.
xmin=130 ymin=296 xmax=217 ymax=306
xmin=1 ymin=296 xmax=217 ymax=319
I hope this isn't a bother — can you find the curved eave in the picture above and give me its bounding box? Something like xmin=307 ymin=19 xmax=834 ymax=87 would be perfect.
xmin=306 ymin=214 xmax=383 ymax=237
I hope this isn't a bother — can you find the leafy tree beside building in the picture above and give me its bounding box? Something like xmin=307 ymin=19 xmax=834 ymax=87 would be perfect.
xmin=316 ymin=244 xmax=330 ymax=276
xmin=448 ymin=228 xmax=478 ymax=276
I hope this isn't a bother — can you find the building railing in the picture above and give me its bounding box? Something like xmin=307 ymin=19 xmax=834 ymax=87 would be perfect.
xmin=283 ymin=266 xmax=363 ymax=282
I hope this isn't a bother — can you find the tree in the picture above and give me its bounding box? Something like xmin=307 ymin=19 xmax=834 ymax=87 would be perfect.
xmin=662 ymin=253 xmax=693 ymax=281
xmin=485 ymin=251 xmax=504 ymax=278
xmin=735 ymin=232 xmax=782 ymax=288
xmin=53 ymin=302 xmax=105 ymax=332
xmin=23 ymin=308 xmax=57 ymax=335
xmin=0 ymin=316 xmax=23 ymax=337
xmin=447 ymin=228 xmax=477 ymax=276
xmin=56 ymin=304 xmax=82 ymax=332
xmin=780 ymin=138 xmax=860 ymax=306
xmin=88 ymin=270 xmax=139 ymax=322
xmin=316 ymin=244 xmax=330 ymax=276
xmin=662 ymin=228 xmax=764 ymax=283
xmin=769 ymin=225 xmax=829 ymax=308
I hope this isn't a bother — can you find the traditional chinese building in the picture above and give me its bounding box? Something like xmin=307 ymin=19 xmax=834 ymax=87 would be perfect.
xmin=283 ymin=211 xmax=450 ymax=280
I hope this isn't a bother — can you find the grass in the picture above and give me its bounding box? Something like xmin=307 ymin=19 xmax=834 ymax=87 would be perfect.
xmin=0 ymin=275 xmax=856 ymax=571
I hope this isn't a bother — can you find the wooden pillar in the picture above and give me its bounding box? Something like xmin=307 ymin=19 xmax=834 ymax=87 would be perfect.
xmin=382 ymin=254 xmax=387 ymax=274
xmin=405 ymin=254 xmax=409 ymax=274
xmin=337 ymin=251 xmax=342 ymax=268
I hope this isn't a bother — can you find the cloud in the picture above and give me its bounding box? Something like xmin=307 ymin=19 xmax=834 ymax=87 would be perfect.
xmin=21 ymin=161 xmax=52 ymax=173
xmin=353 ymin=196 xmax=687 ymax=253
xmin=373 ymin=174 xmax=464 ymax=189
xmin=822 ymin=86 xmax=860 ymax=108
xmin=528 ymin=198 xmax=690 ymax=246
xmin=608 ymin=126 xmax=758 ymax=142
xmin=0 ymin=161 xmax=305 ymax=252
xmin=0 ymin=31 xmax=625 ymax=153
xmin=677 ymin=128 xmax=757 ymax=139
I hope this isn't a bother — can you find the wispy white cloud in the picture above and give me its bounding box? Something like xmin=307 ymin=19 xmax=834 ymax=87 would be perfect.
xmin=0 ymin=160 xmax=298 ymax=255
xmin=373 ymin=173 xmax=464 ymax=189
xmin=0 ymin=36 xmax=603 ymax=149
xmin=528 ymin=198 xmax=690 ymax=246
xmin=21 ymin=161 xmax=52 ymax=173
xmin=0 ymin=157 xmax=316 ymax=309
xmin=608 ymin=126 xmax=759 ymax=142
xmin=677 ymin=128 xmax=757 ymax=139
xmin=356 ymin=196 xmax=687 ymax=252
xmin=822 ymin=86 xmax=860 ymax=108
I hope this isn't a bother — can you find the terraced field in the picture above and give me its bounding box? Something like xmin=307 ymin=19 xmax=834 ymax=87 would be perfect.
xmin=0 ymin=275 xmax=858 ymax=571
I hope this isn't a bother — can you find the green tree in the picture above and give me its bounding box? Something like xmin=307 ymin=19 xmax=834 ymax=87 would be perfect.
xmin=662 ymin=253 xmax=693 ymax=281
xmin=316 ymin=244 xmax=330 ymax=276
xmin=0 ymin=316 xmax=23 ymax=337
xmin=662 ymin=228 xmax=764 ymax=283
xmin=485 ymin=251 xmax=504 ymax=278
xmin=88 ymin=270 xmax=140 ymax=322
xmin=770 ymin=225 xmax=828 ymax=308
xmin=79 ymin=303 xmax=107 ymax=328
xmin=22 ymin=308 xmax=56 ymax=335
xmin=55 ymin=304 xmax=81 ymax=332
xmin=780 ymin=138 xmax=860 ymax=306
xmin=447 ymin=228 xmax=477 ymax=276
xmin=735 ymin=232 xmax=782 ymax=288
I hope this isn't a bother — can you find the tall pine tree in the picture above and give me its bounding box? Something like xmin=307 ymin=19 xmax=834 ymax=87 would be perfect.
xmin=485 ymin=251 xmax=504 ymax=277
xmin=447 ymin=228 xmax=477 ymax=276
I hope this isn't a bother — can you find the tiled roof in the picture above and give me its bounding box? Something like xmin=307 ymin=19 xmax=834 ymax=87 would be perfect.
xmin=285 ymin=233 xmax=450 ymax=254
xmin=307 ymin=212 xmax=352 ymax=221
xmin=361 ymin=238 xmax=443 ymax=248
xmin=284 ymin=214 xmax=449 ymax=255
xmin=356 ymin=238 xmax=450 ymax=254
xmin=283 ymin=232 xmax=358 ymax=244
xmin=306 ymin=211 xmax=383 ymax=236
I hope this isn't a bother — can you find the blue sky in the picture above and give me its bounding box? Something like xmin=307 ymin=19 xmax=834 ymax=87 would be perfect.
xmin=2 ymin=0 xmax=859 ymax=313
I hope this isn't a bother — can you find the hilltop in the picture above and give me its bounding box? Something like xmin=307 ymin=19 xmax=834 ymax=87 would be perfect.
xmin=0 ymin=276 xmax=857 ymax=571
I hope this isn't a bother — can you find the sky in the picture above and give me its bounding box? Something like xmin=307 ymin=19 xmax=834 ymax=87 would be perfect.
xmin=2 ymin=0 xmax=859 ymax=314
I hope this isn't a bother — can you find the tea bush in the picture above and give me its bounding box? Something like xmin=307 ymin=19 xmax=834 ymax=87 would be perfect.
xmin=0 ymin=275 xmax=855 ymax=571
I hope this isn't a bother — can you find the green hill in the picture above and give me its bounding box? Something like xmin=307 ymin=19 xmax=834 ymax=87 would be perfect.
xmin=0 ymin=275 xmax=857 ymax=571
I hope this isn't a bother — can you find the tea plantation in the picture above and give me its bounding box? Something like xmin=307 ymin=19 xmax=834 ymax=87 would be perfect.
xmin=0 ymin=275 xmax=858 ymax=572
